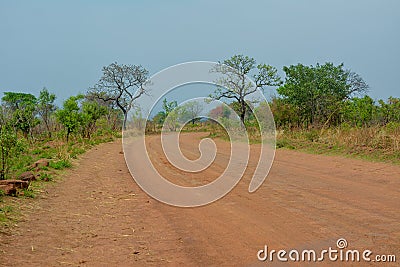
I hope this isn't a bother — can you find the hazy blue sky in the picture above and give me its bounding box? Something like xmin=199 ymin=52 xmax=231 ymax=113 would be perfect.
xmin=1 ymin=0 xmax=399 ymax=105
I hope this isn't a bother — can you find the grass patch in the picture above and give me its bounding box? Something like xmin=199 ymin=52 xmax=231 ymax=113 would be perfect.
xmin=69 ymin=146 xmax=86 ymax=159
xmin=49 ymin=159 xmax=72 ymax=170
xmin=0 ymin=205 xmax=13 ymax=223
xmin=39 ymin=172 xmax=53 ymax=182
xmin=21 ymin=189 xmax=35 ymax=198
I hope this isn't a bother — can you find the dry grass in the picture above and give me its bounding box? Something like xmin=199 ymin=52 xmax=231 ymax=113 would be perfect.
xmin=277 ymin=123 xmax=400 ymax=163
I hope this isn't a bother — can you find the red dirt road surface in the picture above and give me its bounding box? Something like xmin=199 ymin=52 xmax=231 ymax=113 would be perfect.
xmin=0 ymin=133 xmax=399 ymax=266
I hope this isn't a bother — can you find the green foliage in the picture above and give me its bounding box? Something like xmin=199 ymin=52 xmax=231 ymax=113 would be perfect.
xmin=2 ymin=92 xmax=39 ymax=138
xmin=157 ymin=98 xmax=180 ymax=131
xmin=69 ymin=146 xmax=86 ymax=159
xmin=342 ymin=96 xmax=377 ymax=126
xmin=162 ymin=98 xmax=177 ymax=115
xmin=0 ymin=205 xmax=13 ymax=223
xmin=0 ymin=121 xmax=26 ymax=179
xmin=37 ymin=87 xmax=57 ymax=135
xmin=378 ymin=97 xmax=400 ymax=124
xmin=21 ymin=188 xmax=35 ymax=198
xmin=49 ymin=159 xmax=72 ymax=170
xmin=153 ymin=111 xmax=166 ymax=126
xmin=55 ymin=95 xmax=84 ymax=141
xmin=39 ymin=173 xmax=53 ymax=182
xmin=277 ymin=63 xmax=368 ymax=127
xmin=81 ymin=100 xmax=107 ymax=138
xmin=268 ymin=97 xmax=300 ymax=128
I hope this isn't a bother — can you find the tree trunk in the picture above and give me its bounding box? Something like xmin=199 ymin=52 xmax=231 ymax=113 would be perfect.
xmin=123 ymin=112 xmax=128 ymax=130
xmin=240 ymin=100 xmax=246 ymax=125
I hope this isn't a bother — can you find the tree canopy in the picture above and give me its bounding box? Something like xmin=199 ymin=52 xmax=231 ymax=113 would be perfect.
xmin=277 ymin=62 xmax=369 ymax=126
xmin=210 ymin=55 xmax=281 ymax=124
xmin=89 ymin=62 xmax=149 ymax=129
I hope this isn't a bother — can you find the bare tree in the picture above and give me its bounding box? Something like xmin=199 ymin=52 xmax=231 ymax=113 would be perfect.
xmin=89 ymin=62 xmax=149 ymax=129
xmin=210 ymin=55 xmax=281 ymax=124
xmin=182 ymin=101 xmax=204 ymax=125
xmin=345 ymin=70 xmax=369 ymax=96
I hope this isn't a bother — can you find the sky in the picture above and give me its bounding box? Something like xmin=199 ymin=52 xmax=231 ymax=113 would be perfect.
xmin=1 ymin=0 xmax=399 ymax=105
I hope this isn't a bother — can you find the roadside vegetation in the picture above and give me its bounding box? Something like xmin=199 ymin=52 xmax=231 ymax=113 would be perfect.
xmin=0 ymin=88 xmax=122 ymax=228
xmin=144 ymin=56 xmax=399 ymax=163
xmin=1 ymin=56 xmax=399 ymax=228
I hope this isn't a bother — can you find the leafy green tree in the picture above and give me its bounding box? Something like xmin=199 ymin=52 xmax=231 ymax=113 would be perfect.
xmin=1 ymin=92 xmax=38 ymax=138
xmin=0 ymin=106 xmax=24 ymax=180
xmin=86 ymin=93 xmax=123 ymax=131
xmin=210 ymin=55 xmax=281 ymax=124
xmin=56 ymin=95 xmax=84 ymax=142
xmin=164 ymin=106 xmax=186 ymax=131
xmin=378 ymin=97 xmax=400 ymax=124
xmin=277 ymin=63 xmax=369 ymax=127
xmin=161 ymin=99 xmax=180 ymax=131
xmin=268 ymin=97 xmax=300 ymax=128
xmin=162 ymin=98 xmax=177 ymax=116
xmin=152 ymin=111 xmax=166 ymax=127
xmin=0 ymin=127 xmax=18 ymax=180
xmin=37 ymin=87 xmax=57 ymax=137
xmin=81 ymin=100 xmax=107 ymax=138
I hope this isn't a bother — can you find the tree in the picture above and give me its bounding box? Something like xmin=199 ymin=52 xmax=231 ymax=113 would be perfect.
xmin=378 ymin=97 xmax=400 ymax=124
xmin=56 ymin=95 xmax=84 ymax=142
xmin=268 ymin=96 xmax=300 ymax=128
xmin=162 ymin=98 xmax=177 ymax=116
xmin=152 ymin=111 xmax=166 ymax=128
xmin=37 ymin=87 xmax=57 ymax=137
xmin=0 ymin=106 xmax=24 ymax=180
xmin=81 ymin=100 xmax=107 ymax=138
xmin=210 ymin=55 xmax=281 ymax=124
xmin=161 ymin=98 xmax=179 ymax=131
xmin=181 ymin=101 xmax=204 ymax=125
xmin=89 ymin=62 xmax=149 ymax=129
xmin=86 ymin=92 xmax=123 ymax=131
xmin=229 ymin=101 xmax=255 ymax=122
xmin=277 ymin=63 xmax=369 ymax=127
xmin=1 ymin=92 xmax=38 ymax=138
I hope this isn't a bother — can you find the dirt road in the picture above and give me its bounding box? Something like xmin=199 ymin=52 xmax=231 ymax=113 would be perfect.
xmin=0 ymin=133 xmax=399 ymax=266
